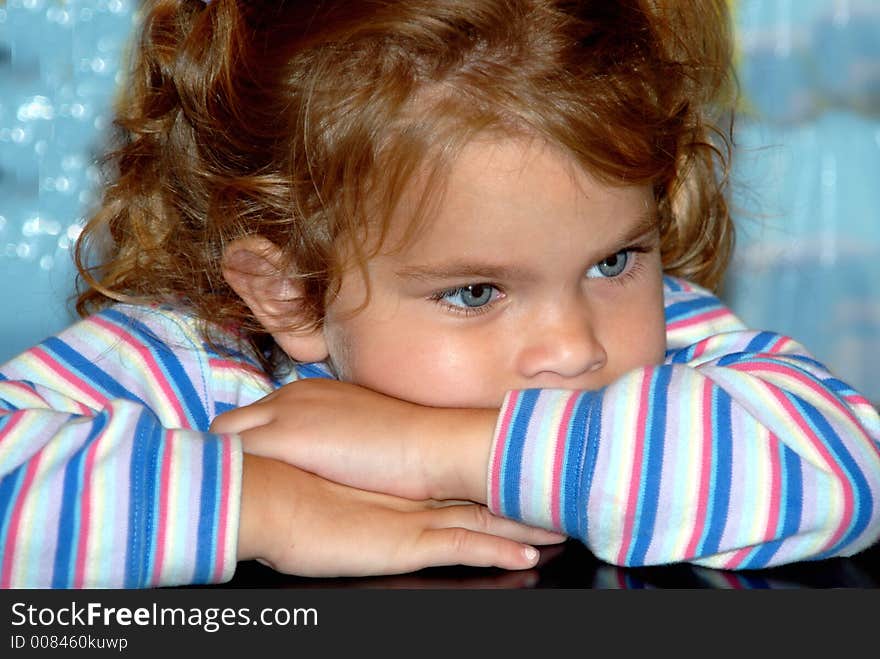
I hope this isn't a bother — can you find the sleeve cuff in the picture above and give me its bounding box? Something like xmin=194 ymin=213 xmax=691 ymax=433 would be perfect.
xmin=487 ymin=389 xmax=598 ymax=536
xmin=133 ymin=430 xmax=243 ymax=587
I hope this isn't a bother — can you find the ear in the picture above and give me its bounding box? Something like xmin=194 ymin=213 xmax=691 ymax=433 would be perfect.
xmin=221 ymin=236 xmax=330 ymax=363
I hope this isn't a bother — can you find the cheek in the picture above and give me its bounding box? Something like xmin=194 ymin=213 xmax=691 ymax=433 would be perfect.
xmin=600 ymin=280 xmax=667 ymax=376
xmin=631 ymin=319 xmax=667 ymax=366
xmin=621 ymin=300 xmax=667 ymax=368
xmin=326 ymin=318 xmax=501 ymax=407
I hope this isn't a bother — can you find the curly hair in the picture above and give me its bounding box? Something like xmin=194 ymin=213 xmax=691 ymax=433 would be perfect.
xmin=75 ymin=0 xmax=736 ymax=374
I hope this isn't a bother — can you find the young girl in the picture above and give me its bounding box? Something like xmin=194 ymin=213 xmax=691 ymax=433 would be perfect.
xmin=1 ymin=0 xmax=878 ymax=588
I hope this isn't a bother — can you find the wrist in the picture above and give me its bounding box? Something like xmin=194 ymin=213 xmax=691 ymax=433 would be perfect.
xmin=237 ymin=454 xmax=282 ymax=564
xmin=421 ymin=406 xmax=497 ymax=504
xmin=237 ymin=454 xmax=263 ymax=561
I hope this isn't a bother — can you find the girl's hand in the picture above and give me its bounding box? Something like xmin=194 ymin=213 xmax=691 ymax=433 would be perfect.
xmin=211 ymin=379 xmax=498 ymax=504
xmin=238 ymin=455 xmax=564 ymax=577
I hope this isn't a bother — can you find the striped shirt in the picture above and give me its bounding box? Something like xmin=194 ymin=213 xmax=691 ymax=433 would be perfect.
xmin=489 ymin=277 xmax=880 ymax=569
xmin=1 ymin=276 xmax=878 ymax=586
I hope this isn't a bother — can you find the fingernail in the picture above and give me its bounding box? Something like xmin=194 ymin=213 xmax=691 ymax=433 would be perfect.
xmin=523 ymin=547 xmax=539 ymax=563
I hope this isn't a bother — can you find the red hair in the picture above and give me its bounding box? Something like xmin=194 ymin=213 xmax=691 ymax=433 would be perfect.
xmin=76 ymin=0 xmax=736 ymax=373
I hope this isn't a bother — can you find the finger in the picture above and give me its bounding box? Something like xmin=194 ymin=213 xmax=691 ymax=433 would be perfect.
xmin=414 ymin=526 xmax=541 ymax=571
xmin=427 ymin=504 xmax=567 ymax=545
xmin=209 ymin=403 xmax=275 ymax=435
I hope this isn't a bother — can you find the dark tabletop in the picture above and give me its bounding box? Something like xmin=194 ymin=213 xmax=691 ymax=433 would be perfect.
xmin=213 ymin=538 xmax=880 ymax=589
xmin=215 ymin=406 xmax=880 ymax=590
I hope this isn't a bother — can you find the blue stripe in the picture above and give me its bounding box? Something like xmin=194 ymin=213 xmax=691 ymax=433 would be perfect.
xmin=144 ymin=432 xmax=167 ymax=586
xmin=744 ymin=441 xmax=803 ymax=568
xmin=103 ymin=309 xmax=210 ymax=430
xmin=295 ymin=363 xmax=336 ymax=380
xmin=51 ymin=413 xmax=107 ymax=588
xmin=193 ymin=438 xmax=221 ymax=584
xmin=200 ymin=341 xmax=258 ymax=367
xmin=662 ymin=275 xmax=684 ymax=292
xmin=125 ymin=411 xmax=163 ymax=588
xmin=780 ymin=445 xmax=803 ymax=545
xmin=43 ymin=338 xmax=142 ymax=403
xmin=785 ymin=354 xmax=831 ymax=371
xmin=664 ymin=297 xmax=722 ymax=325
xmin=501 ymin=390 xmax=539 ymax=520
xmin=823 ymin=377 xmax=858 ymax=395
xmin=745 ymin=331 xmax=777 ymax=353
xmin=796 ymin=398 xmax=871 ymax=559
xmin=214 ymin=401 xmax=236 ymax=416
xmin=698 ymin=388 xmax=733 ymax=555
xmin=669 ymin=344 xmax=695 ymax=364
xmin=0 ymin=467 xmax=26 ymax=567
xmin=628 ymin=369 xmax=669 ymax=565
xmin=565 ymin=392 xmax=600 ymax=539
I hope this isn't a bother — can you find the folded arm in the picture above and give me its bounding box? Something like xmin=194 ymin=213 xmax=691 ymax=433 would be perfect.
xmin=0 ymin=306 xmax=245 ymax=588
xmin=1 ymin=305 xmax=559 ymax=587
xmin=490 ymin=283 xmax=880 ymax=569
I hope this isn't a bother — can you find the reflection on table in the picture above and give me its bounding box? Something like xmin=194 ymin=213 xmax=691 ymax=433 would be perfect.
xmin=207 ymin=538 xmax=880 ymax=590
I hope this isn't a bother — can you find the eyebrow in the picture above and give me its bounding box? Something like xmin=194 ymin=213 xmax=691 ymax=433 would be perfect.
xmin=395 ymin=208 xmax=659 ymax=283
xmin=611 ymin=208 xmax=660 ymax=250
xmin=396 ymin=261 xmax=537 ymax=283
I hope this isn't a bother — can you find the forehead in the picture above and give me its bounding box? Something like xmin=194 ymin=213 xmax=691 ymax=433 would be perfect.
xmin=382 ymin=137 xmax=656 ymax=264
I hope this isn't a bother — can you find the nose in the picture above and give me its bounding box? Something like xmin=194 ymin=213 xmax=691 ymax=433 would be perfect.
xmin=515 ymin=299 xmax=607 ymax=381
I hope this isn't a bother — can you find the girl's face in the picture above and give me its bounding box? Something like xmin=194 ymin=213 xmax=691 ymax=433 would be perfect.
xmin=320 ymin=138 xmax=667 ymax=408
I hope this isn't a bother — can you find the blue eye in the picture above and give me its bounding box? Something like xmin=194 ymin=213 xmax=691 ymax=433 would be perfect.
xmin=587 ymin=250 xmax=629 ymax=279
xmin=440 ymin=284 xmax=499 ymax=309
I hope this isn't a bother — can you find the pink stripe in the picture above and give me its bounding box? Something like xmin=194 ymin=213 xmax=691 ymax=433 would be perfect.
xmin=733 ymin=362 xmax=856 ymax=553
xmin=684 ymin=380 xmax=714 ymax=558
xmin=615 ymin=372 xmax=652 ymax=565
xmin=667 ymin=308 xmax=730 ymax=332
xmin=489 ymin=393 xmax=519 ymax=513
xmin=4 ymin=369 xmax=92 ymax=416
xmin=212 ymin=443 xmax=232 ymax=582
xmin=725 ymin=430 xmax=783 ymax=570
xmin=725 ymin=545 xmax=753 ymax=570
xmin=767 ymin=336 xmax=790 ymax=354
xmin=764 ymin=433 xmax=783 ymax=540
xmin=1 ymin=380 xmax=53 ymax=406
xmin=0 ymin=426 xmax=42 ymax=588
xmin=150 ymin=431 xmax=174 ymax=585
xmin=844 ymin=393 xmax=871 ymax=404
xmin=73 ymin=407 xmax=113 ymax=588
xmin=733 ymin=361 xmax=873 ymax=448
xmin=32 ymin=347 xmax=107 ymax=407
xmin=72 ymin=413 xmax=108 ymax=588
xmin=73 ymin=400 xmax=91 ymax=415
xmin=774 ymin=391 xmax=852 ymax=553
xmin=92 ymin=317 xmax=189 ymax=426
xmin=549 ymin=394 xmax=578 ymax=529
xmin=209 ymin=358 xmax=266 ymax=378
xmin=0 ymin=408 xmax=24 ymax=433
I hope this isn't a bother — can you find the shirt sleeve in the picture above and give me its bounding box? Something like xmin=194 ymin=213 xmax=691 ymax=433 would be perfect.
xmin=487 ymin=277 xmax=880 ymax=570
xmin=0 ymin=304 xmax=254 ymax=588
